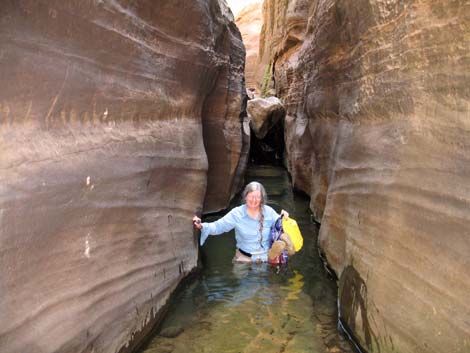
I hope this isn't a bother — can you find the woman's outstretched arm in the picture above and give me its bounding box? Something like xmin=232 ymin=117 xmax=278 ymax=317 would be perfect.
xmin=192 ymin=209 xmax=238 ymax=245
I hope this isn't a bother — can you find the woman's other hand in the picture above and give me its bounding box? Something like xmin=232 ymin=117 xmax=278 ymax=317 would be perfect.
xmin=280 ymin=210 xmax=289 ymax=219
xmin=192 ymin=216 xmax=202 ymax=230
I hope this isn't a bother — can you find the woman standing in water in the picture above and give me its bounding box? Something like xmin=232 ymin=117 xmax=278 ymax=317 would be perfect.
xmin=193 ymin=181 xmax=294 ymax=263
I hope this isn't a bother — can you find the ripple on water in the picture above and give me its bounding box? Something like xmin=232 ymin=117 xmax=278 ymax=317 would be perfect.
xmin=139 ymin=165 xmax=357 ymax=353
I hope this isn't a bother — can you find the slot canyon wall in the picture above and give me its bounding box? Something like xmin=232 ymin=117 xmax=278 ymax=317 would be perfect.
xmin=0 ymin=1 xmax=246 ymax=352
xmin=235 ymin=2 xmax=263 ymax=95
xmin=257 ymin=0 xmax=470 ymax=352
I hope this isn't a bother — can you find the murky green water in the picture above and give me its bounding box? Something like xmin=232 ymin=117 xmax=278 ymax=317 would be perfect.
xmin=139 ymin=165 xmax=356 ymax=353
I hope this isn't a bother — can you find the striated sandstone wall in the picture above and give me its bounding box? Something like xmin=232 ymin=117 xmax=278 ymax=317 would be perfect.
xmin=0 ymin=1 xmax=245 ymax=352
xmin=260 ymin=0 xmax=470 ymax=352
xmin=201 ymin=11 xmax=248 ymax=213
xmin=235 ymin=2 xmax=263 ymax=94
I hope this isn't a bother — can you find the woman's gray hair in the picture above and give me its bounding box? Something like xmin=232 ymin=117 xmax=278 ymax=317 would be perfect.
xmin=243 ymin=181 xmax=268 ymax=248
xmin=242 ymin=181 xmax=268 ymax=205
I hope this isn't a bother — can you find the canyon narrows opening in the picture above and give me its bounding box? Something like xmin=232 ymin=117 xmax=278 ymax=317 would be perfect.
xmin=249 ymin=120 xmax=285 ymax=166
xmin=138 ymin=165 xmax=357 ymax=353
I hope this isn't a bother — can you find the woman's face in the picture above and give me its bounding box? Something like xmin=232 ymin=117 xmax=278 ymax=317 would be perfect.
xmin=246 ymin=190 xmax=262 ymax=209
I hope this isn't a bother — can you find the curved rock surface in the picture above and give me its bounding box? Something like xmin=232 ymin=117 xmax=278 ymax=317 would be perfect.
xmin=0 ymin=1 xmax=245 ymax=353
xmin=260 ymin=0 xmax=470 ymax=352
xmin=235 ymin=1 xmax=263 ymax=95
xmin=201 ymin=13 xmax=247 ymax=213
xmin=247 ymin=96 xmax=285 ymax=139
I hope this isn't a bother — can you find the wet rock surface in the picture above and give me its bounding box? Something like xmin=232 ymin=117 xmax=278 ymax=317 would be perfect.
xmin=0 ymin=1 xmax=245 ymax=352
xmin=259 ymin=0 xmax=470 ymax=352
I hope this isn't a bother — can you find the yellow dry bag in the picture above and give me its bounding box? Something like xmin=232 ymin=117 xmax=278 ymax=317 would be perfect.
xmin=282 ymin=217 xmax=303 ymax=251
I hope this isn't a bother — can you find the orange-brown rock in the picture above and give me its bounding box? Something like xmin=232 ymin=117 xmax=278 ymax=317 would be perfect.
xmin=258 ymin=0 xmax=309 ymax=98
xmin=235 ymin=2 xmax=263 ymax=95
xmin=260 ymin=0 xmax=470 ymax=352
xmin=0 ymin=1 xmax=245 ymax=352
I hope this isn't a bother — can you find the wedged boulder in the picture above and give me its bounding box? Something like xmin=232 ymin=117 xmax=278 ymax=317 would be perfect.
xmin=260 ymin=0 xmax=470 ymax=352
xmin=247 ymin=97 xmax=286 ymax=139
xmin=0 ymin=1 xmax=245 ymax=353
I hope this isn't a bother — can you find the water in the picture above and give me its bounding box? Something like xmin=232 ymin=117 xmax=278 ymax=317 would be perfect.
xmin=139 ymin=165 xmax=356 ymax=353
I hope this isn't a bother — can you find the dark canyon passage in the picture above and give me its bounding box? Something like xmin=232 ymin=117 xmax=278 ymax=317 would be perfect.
xmin=249 ymin=121 xmax=285 ymax=166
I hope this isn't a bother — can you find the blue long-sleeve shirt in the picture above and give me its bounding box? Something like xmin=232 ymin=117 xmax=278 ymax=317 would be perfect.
xmin=200 ymin=204 xmax=280 ymax=262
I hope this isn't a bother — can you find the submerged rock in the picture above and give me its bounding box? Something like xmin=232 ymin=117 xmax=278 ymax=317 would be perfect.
xmin=159 ymin=326 xmax=184 ymax=339
xmin=260 ymin=0 xmax=470 ymax=352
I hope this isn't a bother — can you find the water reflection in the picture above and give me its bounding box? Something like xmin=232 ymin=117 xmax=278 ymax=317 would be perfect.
xmin=139 ymin=166 xmax=355 ymax=353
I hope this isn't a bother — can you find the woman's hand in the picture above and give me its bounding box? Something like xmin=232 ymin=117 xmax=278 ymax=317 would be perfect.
xmin=192 ymin=216 xmax=202 ymax=230
xmin=280 ymin=210 xmax=289 ymax=219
